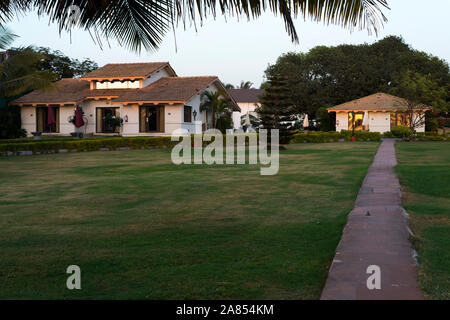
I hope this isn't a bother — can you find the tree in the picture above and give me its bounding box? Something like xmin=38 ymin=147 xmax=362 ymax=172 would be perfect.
xmin=200 ymin=90 xmax=235 ymax=133
xmin=316 ymin=107 xmax=335 ymax=132
xmin=0 ymin=31 xmax=97 ymax=138
xmin=0 ymin=46 xmax=57 ymax=138
xmin=31 ymin=47 xmax=98 ymax=79
xmin=224 ymin=83 xmax=235 ymax=90
xmin=391 ymin=71 xmax=450 ymax=131
xmin=0 ymin=1 xmax=389 ymax=52
xmin=239 ymin=81 xmax=253 ymax=89
xmin=0 ymin=48 xmax=57 ymax=98
xmin=256 ymin=73 xmax=295 ymax=143
xmin=265 ymin=36 xmax=450 ymax=119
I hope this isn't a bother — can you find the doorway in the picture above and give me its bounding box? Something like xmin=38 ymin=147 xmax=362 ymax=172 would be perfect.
xmin=139 ymin=106 xmax=164 ymax=132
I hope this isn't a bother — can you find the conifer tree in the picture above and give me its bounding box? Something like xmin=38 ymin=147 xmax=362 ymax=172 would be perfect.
xmin=256 ymin=74 xmax=295 ymax=143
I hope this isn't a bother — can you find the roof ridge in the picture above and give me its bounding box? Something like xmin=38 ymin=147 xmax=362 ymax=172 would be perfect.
xmin=102 ymin=62 xmax=169 ymax=65
xmin=166 ymin=76 xmax=218 ymax=79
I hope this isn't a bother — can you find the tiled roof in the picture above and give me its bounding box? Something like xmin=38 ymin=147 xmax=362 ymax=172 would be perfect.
xmin=81 ymin=62 xmax=175 ymax=79
xmin=12 ymin=79 xmax=89 ymax=104
xmin=114 ymin=76 xmax=220 ymax=103
xmin=228 ymin=89 xmax=264 ymax=103
xmin=328 ymin=93 xmax=410 ymax=111
xmin=11 ymin=76 xmax=225 ymax=105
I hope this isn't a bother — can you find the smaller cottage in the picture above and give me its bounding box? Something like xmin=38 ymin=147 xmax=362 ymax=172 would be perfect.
xmin=328 ymin=93 xmax=429 ymax=133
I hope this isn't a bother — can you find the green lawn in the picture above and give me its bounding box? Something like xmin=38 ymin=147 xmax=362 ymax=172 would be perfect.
xmin=0 ymin=142 xmax=378 ymax=299
xmin=395 ymin=142 xmax=450 ymax=300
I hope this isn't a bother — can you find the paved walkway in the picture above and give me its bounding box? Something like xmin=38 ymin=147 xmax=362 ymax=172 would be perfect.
xmin=321 ymin=139 xmax=424 ymax=300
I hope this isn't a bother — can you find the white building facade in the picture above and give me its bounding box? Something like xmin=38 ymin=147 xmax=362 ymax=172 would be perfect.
xmin=329 ymin=93 xmax=427 ymax=133
xmin=13 ymin=62 xmax=237 ymax=137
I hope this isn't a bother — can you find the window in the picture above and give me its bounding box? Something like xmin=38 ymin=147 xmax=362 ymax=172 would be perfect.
xmin=390 ymin=112 xmax=410 ymax=128
xmin=95 ymin=80 xmax=140 ymax=89
xmin=184 ymin=106 xmax=192 ymax=123
xmin=36 ymin=106 xmax=59 ymax=133
xmin=348 ymin=112 xmax=364 ymax=131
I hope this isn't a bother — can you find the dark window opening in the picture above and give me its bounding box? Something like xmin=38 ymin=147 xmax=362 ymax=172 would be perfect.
xmin=139 ymin=105 xmax=165 ymax=132
xmin=36 ymin=106 xmax=60 ymax=133
xmin=184 ymin=106 xmax=192 ymax=123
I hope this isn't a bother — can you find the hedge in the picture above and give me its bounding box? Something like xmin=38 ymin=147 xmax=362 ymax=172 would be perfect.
xmin=291 ymin=131 xmax=381 ymax=143
xmin=416 ymin=135 xmax=447 ymax=141
xmin=0 ymin=134 xmax=263 ymax=156
xmin=0 ymin=136 xmax=179 ymax=156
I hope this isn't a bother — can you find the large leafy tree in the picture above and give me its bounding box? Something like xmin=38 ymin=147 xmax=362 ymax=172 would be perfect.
xmin=31 ymin=47 xmax=98 ymax=79
xmin=391 ymin=71 xmax=449 ymax=131
xmin=266 ymin=36 xmax=450 ymax=118
xmin=0 ymin=1 xmax=389 ymax=52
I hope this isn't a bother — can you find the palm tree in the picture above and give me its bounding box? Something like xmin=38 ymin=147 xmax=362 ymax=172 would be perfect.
xmin=224 ymin=83 xmax=235 ymax=90
xmin=0 ymin=47 xmax=57 ymax=98
xmin=239 ymin=81 xmax=253 ymax=89
xmin=0 ymin=27 xmax=16 ymax=50
xmin=200 ymin=90 xmax=234 ymax=131
xmin=0 ymin=1 xmax=389 ymax=52
xmin=0 ymin=30 xmax=57 ymax=138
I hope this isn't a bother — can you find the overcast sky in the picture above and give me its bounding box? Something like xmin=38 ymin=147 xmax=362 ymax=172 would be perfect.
xmin=7 ymin=0 xmax=450 ymax=87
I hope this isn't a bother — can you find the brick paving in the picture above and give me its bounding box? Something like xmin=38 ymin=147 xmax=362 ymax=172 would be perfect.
xmin=321 ymin=139 xmax=424 ymax=300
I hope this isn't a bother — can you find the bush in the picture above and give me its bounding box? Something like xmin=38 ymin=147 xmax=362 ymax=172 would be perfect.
xmin=383 ymin=131 xmax=394 ymax=138
xmin=417 ymin=135 xmax=446 ymax=142
xmin=290 ymin=131 xmax=380 ymax=144
xmin=291 ymin=132 xmax=341 ymax=143
xmin=0 ymin=136 xmax=179 ymax=156
xmin=340 ymin=130 xmax=381 ymax=142
xmin=391 ymin=126 xmax=414 ymax=139
xmin=0 ymin=134 xmax=265 ymax=156
xmin=0 ymin=105 xmax=27 ymax=139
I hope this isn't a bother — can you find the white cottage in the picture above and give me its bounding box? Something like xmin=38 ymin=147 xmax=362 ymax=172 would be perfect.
xmin=11 ymin=62 xmax=238 ymax=136
xmin=328 ymin=92 xmax=428 ymax=133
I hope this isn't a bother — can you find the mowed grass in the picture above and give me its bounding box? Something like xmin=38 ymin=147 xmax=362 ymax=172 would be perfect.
xmin=0 ymin=142 xmax=378 ymax=299
xmin=395 ymin=142 xmax=450 ymax=300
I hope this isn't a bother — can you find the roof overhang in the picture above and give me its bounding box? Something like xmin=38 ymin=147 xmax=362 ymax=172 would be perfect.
xmin=81 ymin=77 xmax=146 ymax=82
xmin=327 ymin=106 xmax=431 ymax=113
xmin=119 ymin=101 xmax=185 ymax=106
xmin=10 ymin=102 xmax=77 ymax=107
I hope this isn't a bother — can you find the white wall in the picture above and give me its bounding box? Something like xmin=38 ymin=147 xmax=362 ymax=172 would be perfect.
xmin=142 ymin=68 xmax=171 ymax=87
xmin=122 ymin=104 xmax=139 ymax=135
xmin=335 ymin=112 xmax=348 ymax=132
xmin=21 ymin=106 xmax=35 ymax=136
xmin=237 ymin=102 xmax=260 ymax=116
xmin=368 ymin=112 xmax=390 ymax=133
xmin=334 ymin=111 xmax=425 ymax=133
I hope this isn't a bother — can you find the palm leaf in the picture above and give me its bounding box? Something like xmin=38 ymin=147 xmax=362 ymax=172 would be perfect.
xmin=0 ymin=26 xmax=16 ymax=49
xmin=0 ymin=0 xmax=389 ymax=52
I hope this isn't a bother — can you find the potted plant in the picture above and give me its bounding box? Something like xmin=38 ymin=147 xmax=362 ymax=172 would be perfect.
xmin=104 ymin=113 xmax=124 ymax=135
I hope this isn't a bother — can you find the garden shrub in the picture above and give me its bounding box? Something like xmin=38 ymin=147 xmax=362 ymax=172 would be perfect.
xmin=0 ymin=136 xmax=179 ymax=156
xmin=391 ymin=126 xmax=414 ymax=139
xmin=290 ymin=131 xmax=380 ymax=144
xmin=0 ymin=134 xmax=265 ymax=156
xmin=418 ymin=135 xmax=446 ymax=141
xmin=340 ymin=130 xmax=381 ymax=142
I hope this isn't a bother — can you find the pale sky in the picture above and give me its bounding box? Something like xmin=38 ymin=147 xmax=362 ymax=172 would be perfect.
xmin=7 ymin=0 xmax=450 ymax=87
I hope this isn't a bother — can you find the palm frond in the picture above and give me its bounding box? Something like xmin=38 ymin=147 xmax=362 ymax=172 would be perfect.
xmin=0 ymin=0 xmax=389 ymax=52
xmin=0 ymin=26 xmax=17 ymax=49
